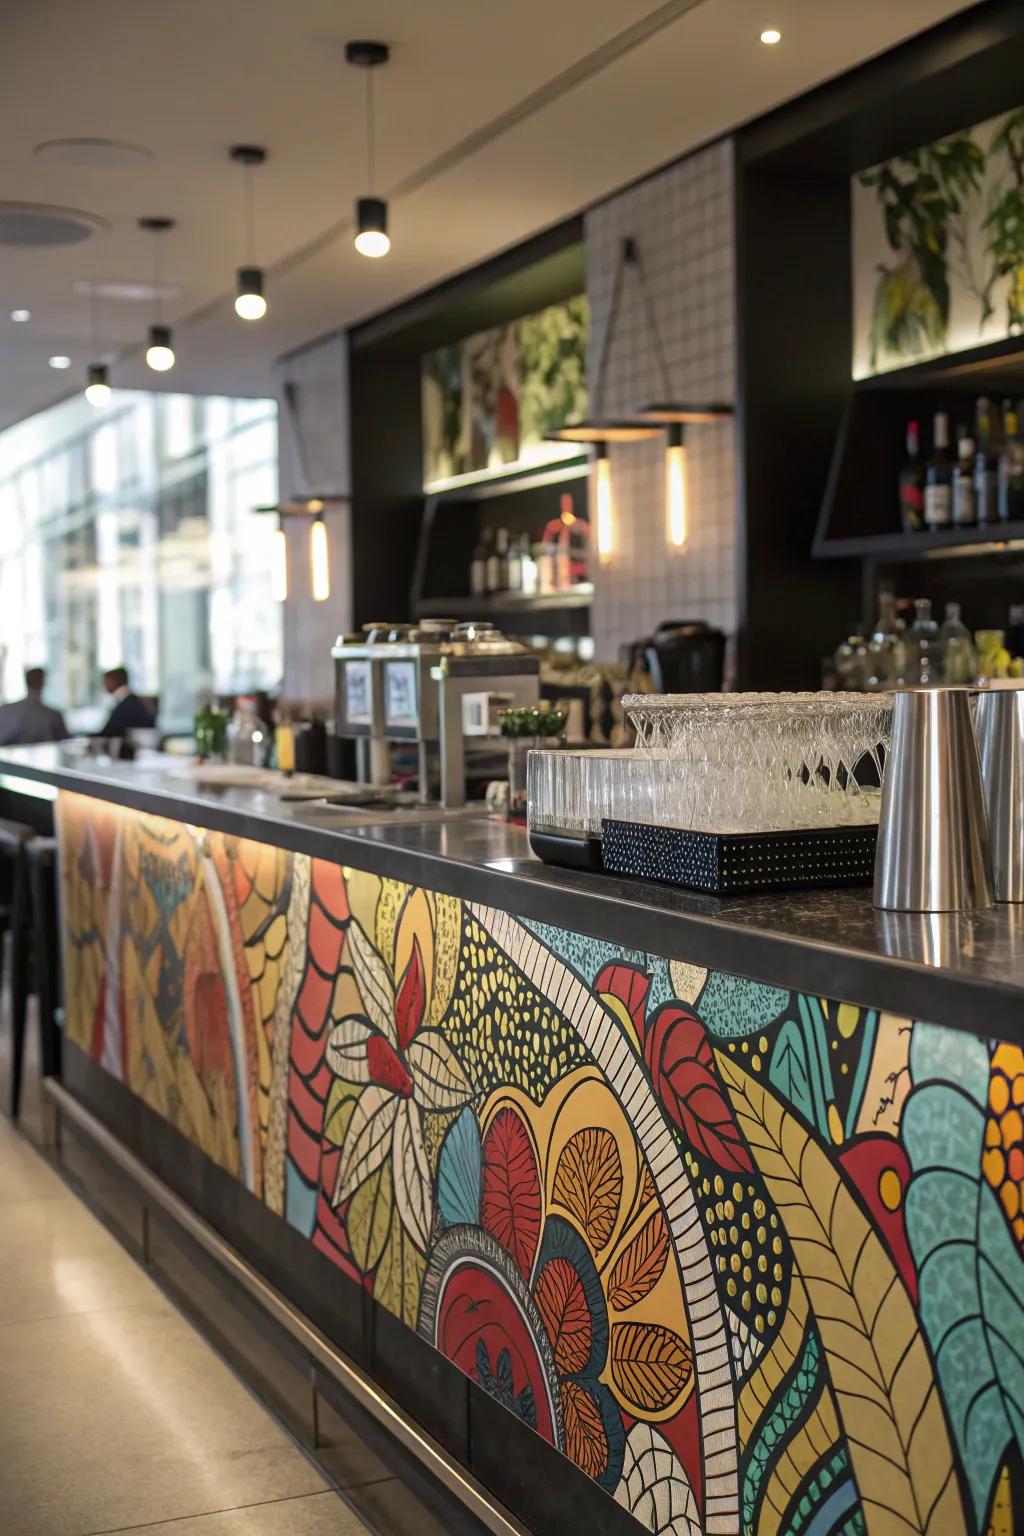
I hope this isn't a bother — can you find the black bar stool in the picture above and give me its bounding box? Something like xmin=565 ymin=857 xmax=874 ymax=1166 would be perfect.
xmin=0 ymin=818 xmax=35 ymax=1116
xmin=26 ymin=837 xmax=61 ymax=1092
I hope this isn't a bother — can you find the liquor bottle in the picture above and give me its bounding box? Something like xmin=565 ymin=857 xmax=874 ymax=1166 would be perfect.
xmin=469 ymin=532 xmax=488 ymax=598
xmin=867 ymin=587 xmax=903 ymax=689
xmin=486 ymin=528 xmax=509 ymax=593
xmin=507 ymin=533 xmax=523 ymax=592
xmin=923 ymin=411 xmax=952 ymax=530
xmin=975 ymin=398 xmax=1000 ymax=524
xmin=952 ymin=427 xmax=977 ymax=527
xmin=519 ymin=535 xmax=538 ymax=596
xmin=906 ymin=598 xmax=940 ymax=684
xmin=998 ymin=401 xmax=1024 ymax=522
xmin=939 ymin=601 xmax=977 ymax=684
xmin=898 ymin=420 xmax=925 ymax=532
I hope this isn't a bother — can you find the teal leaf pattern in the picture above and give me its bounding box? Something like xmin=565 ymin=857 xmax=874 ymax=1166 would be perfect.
xmin=742 ymin=1326 xmax=822 ymax=1531
xmin=698 ymin=972 xmax=790 ymax=1039
xmin=768 ymin=997 xmax=834 ymax=1140
xmin=903 ymin=1022 xmax=1024 ymax=1527
xmin=437 ymin=1106 xmax=482 ymax=1228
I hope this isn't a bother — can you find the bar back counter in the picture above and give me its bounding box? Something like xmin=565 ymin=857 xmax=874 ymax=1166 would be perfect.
xmin=8 ymin=744 xmax=1024 ymax=1536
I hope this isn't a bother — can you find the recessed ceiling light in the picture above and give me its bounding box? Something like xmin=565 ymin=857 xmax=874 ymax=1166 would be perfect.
xmin=74 ymin=279 xmax=182 ymax=304
xmin=0 ymin=202 xmax=109 ymax=248
xmin=760 ymin=27 xmax=782 ymax=44
xmin=48 ymin=355 xmax=71 ymax=370
xmin=10 ymin=309 xmax=30 ymax=322
xmin=33 ymin=137 xmax=156 ymax=168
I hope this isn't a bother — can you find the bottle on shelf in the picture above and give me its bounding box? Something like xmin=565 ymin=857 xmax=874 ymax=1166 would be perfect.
xmin=975 ymin=397 xmax=1000 ymax=524
xmin=833 ymin=630 xmax=869 ymax=690
xmin=898 ymin=420 xmax=925 ymax=532
xmin=535 ymin=537 xmax=555 ymax=595
xmin=998 ymin=400 xmax=1024 ymax=522
xmin=952 ymin=425 xmax=977 ymax=527
xmin=469 ymin=531 xmax=488 ymax=598
xmin=519 ymin=534 xmax=539 ymax=596
xmin=507 ymin=533 xmax=523 ymax=592
xmin=486 ymin=528 xmax=509 ymax=593
xmin=923 ymin=410 xmax=952 ymax=531
xmin=867 ymin=587 xmax=904 ymax=689
xmin=939 ymin=601 xmax=977 ymax=684
xmin=905 ymin=597 xmax=941 ymax=684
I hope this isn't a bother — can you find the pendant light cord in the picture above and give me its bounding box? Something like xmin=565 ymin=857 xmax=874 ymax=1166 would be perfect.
xmin=152 ymin=230 xmax=163 ymax=327
xmin=592 ymin=236 xmax=675 ymax=415
xmin=365 ymin=67 xmax=376 ymax=193
xmin=243 ymin=163 xmax=255 ymax=265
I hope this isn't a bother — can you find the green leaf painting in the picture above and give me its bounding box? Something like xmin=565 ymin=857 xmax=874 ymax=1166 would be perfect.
xmin=903 ymin=1023 xmax=1024 ymax=1527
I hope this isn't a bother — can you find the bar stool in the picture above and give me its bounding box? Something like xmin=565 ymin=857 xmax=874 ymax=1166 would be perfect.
xmin=26 ymin=837 xmax=61 ymax=1093
xmin=0 ymin=818 xmax=35 ymax=1116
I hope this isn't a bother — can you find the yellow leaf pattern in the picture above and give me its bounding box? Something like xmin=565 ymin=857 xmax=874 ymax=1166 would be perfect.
xmin=719 ymin=1053 xmax=967 ymax=1536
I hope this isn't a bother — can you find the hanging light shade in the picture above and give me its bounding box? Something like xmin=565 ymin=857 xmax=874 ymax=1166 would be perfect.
xmin=85 ymin=362 xmax=111 ymax=407
xmin=230 ymin=146 xmax=268 ymax=318
xmin=139 ymin=216 xmax=177 ymax=370
xmin=146 ymin=324 xmax=175 ymax=372
xmin=309 ymin=512 xmax=330 ymax=602
xmin=355 ymin=196 xmax=389 ymax=259
xmin=347 ymin=41 xmax=391 ymax=258
xmin=235 ymin=266 xmax=267 ymax=320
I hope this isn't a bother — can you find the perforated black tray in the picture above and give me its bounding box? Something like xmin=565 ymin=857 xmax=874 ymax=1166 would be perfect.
xmin=600 ymin=819 xmax=877 ymax=895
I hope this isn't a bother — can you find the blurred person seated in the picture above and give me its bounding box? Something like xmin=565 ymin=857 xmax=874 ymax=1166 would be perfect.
xmin=0 ymin=666 xmax=68 ymax=746
xmin=99 ymin=666 xmax=156 ymax=739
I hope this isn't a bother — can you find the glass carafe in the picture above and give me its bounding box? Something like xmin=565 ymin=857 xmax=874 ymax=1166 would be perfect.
xmin=905 ymin=598 xmax=942 ymax=685
xmin=939 ymin=601 xmax=977 ymax=685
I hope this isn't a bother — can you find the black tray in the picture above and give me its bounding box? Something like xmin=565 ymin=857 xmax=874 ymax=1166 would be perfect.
xmin=601 ymin=819 xmax=878 ymax=895
xmin=528 ymin=827 xmax=603 ymax=872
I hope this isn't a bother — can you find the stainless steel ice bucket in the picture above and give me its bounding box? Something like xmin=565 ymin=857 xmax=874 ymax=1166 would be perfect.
xmin=976 ymin=686 xmax=1024 ymax=902
xmin=873 ymin=687 xmax=993 ymax=912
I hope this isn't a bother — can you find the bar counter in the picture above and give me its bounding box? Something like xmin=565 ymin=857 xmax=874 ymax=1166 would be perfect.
xmin=11 ymin=743 xmax=1024 ymax=1536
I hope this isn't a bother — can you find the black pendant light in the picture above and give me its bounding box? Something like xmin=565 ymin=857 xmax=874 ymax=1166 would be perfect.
xmin=230 ymin=145 xmax=268 ymax=320
xmin=347 ymin=40 xmax=391 ymax=258
xmin=138 ymin=216 xmax=176 ymax=371
xmin=84 ymin=287 xmax=111 ymax=407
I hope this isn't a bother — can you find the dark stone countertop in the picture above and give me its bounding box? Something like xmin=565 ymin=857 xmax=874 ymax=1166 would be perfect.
xmin=4 ymin=744 xmax=1022 ymax=1043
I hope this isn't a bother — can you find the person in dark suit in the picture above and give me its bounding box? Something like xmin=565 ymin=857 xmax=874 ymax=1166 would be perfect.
xmin=99 ymin=667 xmax=156 ymax=740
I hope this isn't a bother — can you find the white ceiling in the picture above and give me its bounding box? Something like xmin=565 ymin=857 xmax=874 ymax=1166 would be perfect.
xmin=0 ymin=0 xmax=972 ymax=432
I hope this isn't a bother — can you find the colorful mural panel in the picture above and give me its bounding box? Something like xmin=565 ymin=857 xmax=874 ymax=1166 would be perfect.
xmin=58 ymin=791 xmax=1024 ymax=1536
xmin=853 ymin=105 xmax=1024 ymax=377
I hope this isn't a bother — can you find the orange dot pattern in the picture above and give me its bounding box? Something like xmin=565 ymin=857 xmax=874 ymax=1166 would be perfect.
xmin=984 ymin=1043 xmax=1024 ymax=1246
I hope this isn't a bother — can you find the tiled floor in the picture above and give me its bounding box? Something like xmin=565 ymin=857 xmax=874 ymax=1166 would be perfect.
xmin=0 ymin=1030 xmax=449 ymax=1536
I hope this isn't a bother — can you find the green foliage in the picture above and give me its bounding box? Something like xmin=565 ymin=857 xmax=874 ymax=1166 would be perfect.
xmin=860 ymin=133 xmax=984 ymax=365
xmin=517 ymin=295 xmax=589 ymax=444
xmin=986 ymin=110 xmax=1024 ymax=331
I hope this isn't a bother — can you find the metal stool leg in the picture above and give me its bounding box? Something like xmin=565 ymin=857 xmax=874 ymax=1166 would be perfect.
xmin=28 ymin=841 xmax=60 ymax=1082
xmin=8 ymin=848 xmax=31 ymax=1118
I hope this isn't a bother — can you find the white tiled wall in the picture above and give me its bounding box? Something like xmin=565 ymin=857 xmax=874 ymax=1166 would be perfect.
xmin=585 ymin=139 xmax=737 ymax=669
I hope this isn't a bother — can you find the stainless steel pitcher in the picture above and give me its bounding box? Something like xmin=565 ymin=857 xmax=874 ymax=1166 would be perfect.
xmin=976 ymin=687 xmax=1024 ymax=902
xmin=873 ymin=687 xmax=993 ymax=912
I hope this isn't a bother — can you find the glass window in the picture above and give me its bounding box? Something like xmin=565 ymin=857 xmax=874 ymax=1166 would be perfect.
xmin=0 ymin=388 xmax=280 ymax=732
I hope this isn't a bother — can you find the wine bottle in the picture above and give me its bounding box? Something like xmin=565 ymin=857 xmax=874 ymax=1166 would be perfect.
xmin=998 ymin=401 xmax=1024 ymax=522
xmin=975 ymin=398 xmax=1000 ymax=524
xmin=898 ymin=420 xmax=924 ymax=532
xmin=923 ymin=411 xmax=952 ymax=531
xmin=952 ymin=427 xmax=977 ymax=527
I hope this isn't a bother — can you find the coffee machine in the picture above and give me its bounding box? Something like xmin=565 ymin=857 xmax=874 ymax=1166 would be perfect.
xmin=333 ymin=620 xmax=540 ymax=808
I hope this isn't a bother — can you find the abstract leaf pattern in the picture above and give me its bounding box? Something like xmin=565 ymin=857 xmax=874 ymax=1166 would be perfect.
xmin=61 ymin=792 xmax=1023 ymax=1536
xmin=609 ymin=1322 xmax=693 ymax=1417
xmin=481 ymin=1106 xmax=542 ymax=1279
xmin=720 ymin=1053 xmax=967 ymax=1536
xmin=645 ymin=1005 xmax=753 ymax=1173
xmin=608 ymin=1210 xmax=671 ymax=1310
xmin=552 ymin=1128 xmax=623 ymax=1251
xmin=903 ymin=1024 xmax=1024 ymax=1528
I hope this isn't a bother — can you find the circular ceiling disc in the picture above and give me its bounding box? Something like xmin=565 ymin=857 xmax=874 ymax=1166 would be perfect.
xmin=33 ymin=137 xmax=156 ymax=168
xmin=0 ymin=202 xmax=109 ymax=247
